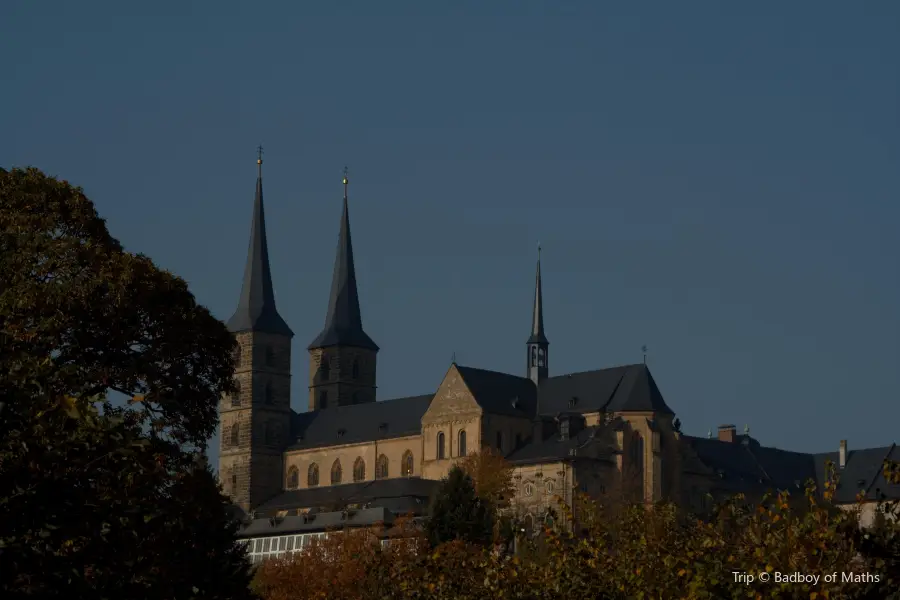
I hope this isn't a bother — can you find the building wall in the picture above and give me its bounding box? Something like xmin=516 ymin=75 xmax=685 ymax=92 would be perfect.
xmin=284 ymin=434 xmax=423 ymax=489
xmin=307 ymin=346 xmax=377 ymax=411
xmin=482 ymin=413 xmax=533 ymax=455
xmin=421 ymin=365 xmax=483 ymax=480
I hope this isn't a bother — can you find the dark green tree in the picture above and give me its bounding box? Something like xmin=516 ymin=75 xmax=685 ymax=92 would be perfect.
xmin=425 ymin=466 xmax=494 ymax=548
xmin=0 ymin=167 xmax=254 ymax=599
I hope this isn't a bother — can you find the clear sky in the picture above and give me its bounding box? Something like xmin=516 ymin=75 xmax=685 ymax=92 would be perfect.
xmin=3 ymin=1 xmax=898 ymax=467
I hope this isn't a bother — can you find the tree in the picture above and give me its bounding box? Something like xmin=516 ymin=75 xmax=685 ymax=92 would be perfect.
xmin=458 ymin=447 xmax=514 ymax=510
xmin=0 ymin=166 xmax=235 ymax=448
xmin=0 ymin=167 xmax=253 ymax=598
xmin=425 ymin=466 xmax=494 ymax=548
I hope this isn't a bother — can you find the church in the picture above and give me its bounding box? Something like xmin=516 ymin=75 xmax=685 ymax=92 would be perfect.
xmin=218 ymin=156 xmax=899 ymax=561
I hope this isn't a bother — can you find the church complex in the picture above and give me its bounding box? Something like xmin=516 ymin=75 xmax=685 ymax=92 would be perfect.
xmin=218 ymin=156 xmax=898 ymax=559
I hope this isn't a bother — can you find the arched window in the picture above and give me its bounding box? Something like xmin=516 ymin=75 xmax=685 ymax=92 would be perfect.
xmin=287 ymin=466 xmax=299 ymax=489
xmin=231 ymin=381 xmax=241 ymax=407
xmin=496 ymin=431 xmax=503 ymax=451
xmin=458 ymin=430 xmax=467 ymax=457
xmin=308 ymin=463 xmax=320 ymax=487
xmin=318 ymin=390 xmax=328 ymax=409
xmin=230 ymin=423 xmax=240 ymax=447
xmin=331 ymin=459 xmax=342 ymax=485
xmin=264 ymin=382 xmax=274 ymax=404
xmin=531 ymin=346 xmax=537 ymax=366
xmin=538 ymin=348 xmax=546 ymax=367
xmin=353 ymin=457 xmax=366 ymax=482
xmin=376 ymin=454 xmax=389 ymax=479
xmin=437 ymin=431 xmax=445 ymax=460
xmin=232 ymin=346 xmax=242 ymax=368
xmin=631 ymin=432 xmax=644 ymax=472
xmin=265 ymin=346 xmax=275 ymax=367
xmin=524 ymin=482 xmax=534 ymax=497
xmin=320 ymin=357 xmax=330 ymax=381
xmin=352 ymin=359 xmax=360 ymax=379
xmin=546 ymin=480 xmax=554 ymax=495
xmin=231 ymin=472 xmax=237 ymax=494
xmin=402 ymin=450 xmax=414 ymax=477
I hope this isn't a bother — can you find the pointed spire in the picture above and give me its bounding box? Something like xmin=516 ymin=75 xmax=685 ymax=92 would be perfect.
xmin=308 ymin=167 xmax=378 ymax=351
xmin=227 ymin=148 xmax=293 ymax=337
xmin=527 ymin=243 xmax=548 ymax=345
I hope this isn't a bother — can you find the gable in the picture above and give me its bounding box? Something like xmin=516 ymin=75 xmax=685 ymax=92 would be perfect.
xmin=421 ymin=364 xmax=481 ymax=424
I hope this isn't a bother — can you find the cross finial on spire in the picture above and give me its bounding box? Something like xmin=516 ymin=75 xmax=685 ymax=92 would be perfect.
xmin=257 ymin=145 xmax=264 ymax=177
xmin=343 ymin=166 xmax=349 ymax=199
xmin=642 ymin=345 xmax=648 ymax=364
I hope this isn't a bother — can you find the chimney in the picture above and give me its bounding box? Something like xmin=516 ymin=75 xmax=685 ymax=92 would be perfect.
xmin=717 ymin=424 xmax=736 ymax=443
xmin=839 ymin=440 xmax=847 ymax=469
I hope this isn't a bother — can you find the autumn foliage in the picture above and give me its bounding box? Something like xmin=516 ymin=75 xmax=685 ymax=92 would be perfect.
xmin=253 ymin=461 xmax=900 ymax=600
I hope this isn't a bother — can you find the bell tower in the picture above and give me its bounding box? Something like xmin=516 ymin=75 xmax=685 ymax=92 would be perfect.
xmin=526 ymin=245 xmax=549 ymax=385
xmin=218 ymin=147 xmax=293 ymax=512
xmin=307 ymin=168 xmax=378 ymax=411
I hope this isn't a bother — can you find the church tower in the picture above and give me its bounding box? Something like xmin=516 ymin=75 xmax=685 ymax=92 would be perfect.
xmin=526 ymin=246 xmax=549 ymax=385
xmin=307 ymin=169 xmax=379 ymax=411
xmin=219 ymin=149 xmax=293 ymax=513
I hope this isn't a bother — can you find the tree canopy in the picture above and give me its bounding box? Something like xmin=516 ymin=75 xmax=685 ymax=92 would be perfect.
xmin=0 ymin=167 xmax=253 ymax=599
xmin=426 ymin=466 xmax=494 ymax=548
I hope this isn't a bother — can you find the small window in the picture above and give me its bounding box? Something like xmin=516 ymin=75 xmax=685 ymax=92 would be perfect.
xmin=458 ymin=430 xmax=467 ymax=457
xmin=231 ymin=473 xmax=237 ymax=493
xmin=231 ymin=382 xmax=241 ymax=407
xmin=331 ymin=459 xmax=342 ymax=485
xmin=437 ymin=431 xmax=445 ymax=460
xmin=537 ymin=348 xmax=546 ymax=367
xmin=376 ymin=454 xmax=389 ymax=479
xmin=318 ymin=390 xmax=328 ymax=409
xmin=352 ymin=358 xmax=360 ymax=379
xmin=531 ymin=346 xmax=537 ymax=366
xmin=546 ymin=480 xmax=554 ymax=495
xmin=353 ymin=457 xmax=366 ymax=482
xmin=320 ymin=357 xmax=330 ymax=381
xmin=287 ymin=466 xmax=299 ymax=490
xmin=496 ymin=431 xmax=503 ymax=451
xmin=402 ymin=450 xmax=414 ymax=476
xmin=232 ymin=346 xmax=241 ymax=368
xmin=265 ymin=346 xmax=275 ymax=367
xmin=308 ymin=463 xmax=319 ymax=487
xmin=524 ymin=483 xmax=534 ymax=497
xmin=230 ymin=423 xmax=240 ymax=447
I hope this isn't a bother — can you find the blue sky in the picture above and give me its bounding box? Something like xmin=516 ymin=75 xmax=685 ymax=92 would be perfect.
xmin=3 ymin=1 xmax=898 ymax=466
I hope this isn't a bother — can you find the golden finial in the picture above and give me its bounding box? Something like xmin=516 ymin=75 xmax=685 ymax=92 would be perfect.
xmin=342 ymin=165 xmax=349 ymax=186
xmin=257 ymin=145 xmax=264 ymax=165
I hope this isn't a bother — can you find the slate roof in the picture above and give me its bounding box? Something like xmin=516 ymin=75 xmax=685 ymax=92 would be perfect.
xmin=238 ymin=506 xmax=400 ymax=537
xmin=684 ymin=436 xmax=900 ymax=503
xmin=227 ymin=164 xmax=293 ymax=337
xmin=506 ymin=424 xmax=616 ymax=466
xmin=308 ymin=179 xmax=378 ymax=351
xmin=289 ymin=394 xmax=433 ymax=450
xmin=455 ymin=365 xmax=537 ymax=418
xmin=255 ymin=477 xmax=439 ymax=517
xmin=684 ymin=434 xmax=816 ymax=496
xmin=538 ymin=363 xmax=674 ymax=416
xmin=814 ymin=444 xmax=900 ymax=504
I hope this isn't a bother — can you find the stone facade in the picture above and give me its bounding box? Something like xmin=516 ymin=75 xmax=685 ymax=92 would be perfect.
xmin=219 ymin=330 xmax=292 ymax=512
xmin=307 ymin=346 xmax=377 ymax=411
